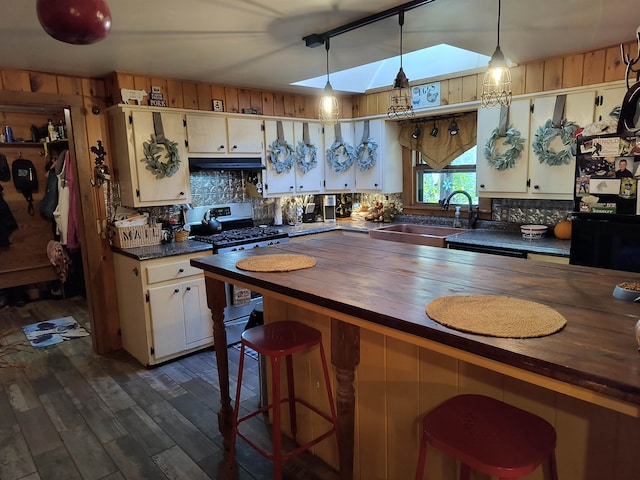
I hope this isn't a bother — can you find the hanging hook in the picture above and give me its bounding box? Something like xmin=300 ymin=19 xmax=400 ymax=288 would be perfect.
xmin=620 ymin=25 xmax=640 ymax=90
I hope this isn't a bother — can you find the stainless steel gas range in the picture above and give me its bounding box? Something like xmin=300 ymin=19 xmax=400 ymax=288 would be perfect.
xmin=185 ymin=203 xmax=288 ymax=345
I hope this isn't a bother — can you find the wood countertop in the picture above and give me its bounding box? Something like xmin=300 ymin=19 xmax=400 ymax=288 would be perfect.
xmin=192 ymin=232 xmax=640 ymax=411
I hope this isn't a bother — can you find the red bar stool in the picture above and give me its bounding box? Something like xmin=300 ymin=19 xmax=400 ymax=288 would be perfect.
xmin=415 ymin=394 xmax=558 ymax=480
xmin=228 ymin=320 xmax=338 ymax=480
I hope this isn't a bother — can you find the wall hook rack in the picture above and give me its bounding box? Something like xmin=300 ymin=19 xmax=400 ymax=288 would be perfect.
xmin=620 ymin=25 xmax=640 ymax=89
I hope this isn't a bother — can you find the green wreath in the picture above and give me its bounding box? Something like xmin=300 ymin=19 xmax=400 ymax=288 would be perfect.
xmin=142 ymin=134 xmax=181 ymax=178
xmin=294 ymin=141 xmax=318 ymax=173
xmin=268 ymin=138 xmax=295 ymax=174
xmin=356 ymin=138 xmax=378 ymax=171
xmin=532 ymin=119 xmax=579 ymax=166
xmin=484 ymin=126 xmax=525 ymax=171
xmin=326 ymin=140 xmax=355 ymax=173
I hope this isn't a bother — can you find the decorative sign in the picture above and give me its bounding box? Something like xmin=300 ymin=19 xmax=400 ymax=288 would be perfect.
xmin=212 ymin=99 xmax=224 ymax=112
xmin=149 ymin=86 xmax=167 ymax=107
xmin=412 ymin=82 xmax=441 ymax=109
xmin=121 ymin=88 xmax=147 ymax=105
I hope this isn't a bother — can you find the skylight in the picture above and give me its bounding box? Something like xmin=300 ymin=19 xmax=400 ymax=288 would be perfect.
xmin=292 ymin=44 xmax=491 ymax=94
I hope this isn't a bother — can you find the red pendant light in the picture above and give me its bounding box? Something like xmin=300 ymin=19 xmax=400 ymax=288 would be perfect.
xmin=36 ymin=0 xmax=112 ymax=45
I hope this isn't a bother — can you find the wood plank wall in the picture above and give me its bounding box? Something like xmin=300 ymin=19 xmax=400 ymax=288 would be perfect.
xmin=352 ymin=40 xmax=635 ymax=117
xmin=103 ymin=71 xmax=355 ymax=120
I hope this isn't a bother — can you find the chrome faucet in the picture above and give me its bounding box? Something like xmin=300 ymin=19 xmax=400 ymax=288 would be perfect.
xmin=440 ymin=190 xmax=479 ymax=229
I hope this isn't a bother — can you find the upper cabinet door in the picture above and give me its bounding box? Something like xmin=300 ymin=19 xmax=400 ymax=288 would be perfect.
xmin=476 ymin=99 xmax=530 ymax=195
xmin=293 ymin=121 xmax=324 ymax=194
xmin=120 ymin=109 xmax=190 ymax=206
xmin=353 ymin=119 xmax=383 ymax=191
xmin=263 ymin=120 xmax=296 ymax=197
xmin=594 ymin=85 xmax=627 ymax=122
xmin=185 ymin=114 xmax=227 ymax=153
xmin=227 ymin=117 xmax=264 ymax=154
xmin=324 ymin=122 xmax=355 ymax=192
xmin=528 ymin=91 xmax=596 ymax=197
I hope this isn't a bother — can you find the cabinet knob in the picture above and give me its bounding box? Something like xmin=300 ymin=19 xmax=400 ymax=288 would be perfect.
xmin=298 ymin=185 xmax=303 ymax=189
xmin=178 ymin=268 xmax=184 ymax=273
xmin=174 ymin=288 xmax=180 ymax=293
xmin=344 ymin=183 xmax=348 ymax=188
xmin=178 ymin=192 xmax=185 ymax=196
xmin=219 ymin=145 xmax=225 ymax=150
xmin=290 ymin=186 xmax=295 ymax=190
xmin=232 ymin=145 xmax=238 ymax=150
xmin=185 ymin=286 xmax=191 ymax=291
xmin=533 ymin=185 xmax=540 ymax=190
xmin=480 ymin=184 xmax=485 ymax=189
xmin=374 ymin=183 xmax=379 ymax=187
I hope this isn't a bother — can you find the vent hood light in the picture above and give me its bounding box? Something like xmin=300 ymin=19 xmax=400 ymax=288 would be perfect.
xmin=188 ymin=157 xmax=265 ymax=171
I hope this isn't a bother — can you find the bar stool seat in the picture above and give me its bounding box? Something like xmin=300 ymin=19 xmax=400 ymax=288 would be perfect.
xmin=228 ymin=320 xmax=338 ymax=480
xmin=415 ymin=394 xmax=558 ymax=480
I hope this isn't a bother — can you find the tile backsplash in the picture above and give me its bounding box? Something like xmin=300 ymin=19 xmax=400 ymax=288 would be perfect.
xmin=111 ymin=169 xmax=572 ymax=228
xmin=491 ymin=198 xmax=573 ymax=225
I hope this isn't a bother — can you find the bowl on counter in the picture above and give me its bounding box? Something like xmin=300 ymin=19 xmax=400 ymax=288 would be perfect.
xmin=612 ymin=282 xmax=640 ymax=302
xmin=520 ymin=224 xmax=548 ymax=239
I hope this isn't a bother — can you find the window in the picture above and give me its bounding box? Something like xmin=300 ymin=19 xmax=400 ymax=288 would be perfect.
xmin=416 ymin=146 xmax=478 ymax=205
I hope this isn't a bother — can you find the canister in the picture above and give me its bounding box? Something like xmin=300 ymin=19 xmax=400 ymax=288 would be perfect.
xmin=4 ymin=126 xmax=13 ymax=143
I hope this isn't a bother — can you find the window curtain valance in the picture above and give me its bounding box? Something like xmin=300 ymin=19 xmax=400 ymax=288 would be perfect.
xmin=399 ymin=112 xmax=477 ymax=170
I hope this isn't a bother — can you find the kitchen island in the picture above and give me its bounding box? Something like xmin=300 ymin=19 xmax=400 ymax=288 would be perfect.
xmin=192 ymin=231 xmax=640 ymax=480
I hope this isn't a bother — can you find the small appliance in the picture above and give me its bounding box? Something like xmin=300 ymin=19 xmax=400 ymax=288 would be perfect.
xmin=324 ymin=195 xmax=336 ymax=222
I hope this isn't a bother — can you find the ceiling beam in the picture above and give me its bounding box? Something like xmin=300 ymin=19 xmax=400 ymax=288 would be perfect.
xmin=303 ymin=0 xmax=438 ymax=47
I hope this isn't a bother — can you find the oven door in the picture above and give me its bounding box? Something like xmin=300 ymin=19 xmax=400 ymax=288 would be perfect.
xmin=224 ymin=283 xmax=261 ymax=345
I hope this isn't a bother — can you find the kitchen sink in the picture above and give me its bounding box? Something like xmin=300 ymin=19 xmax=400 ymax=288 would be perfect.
xmin=368 ymin=224 xmax=469 ymax=247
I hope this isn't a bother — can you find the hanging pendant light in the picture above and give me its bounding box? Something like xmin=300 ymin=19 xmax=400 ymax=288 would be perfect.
xmin=481 ymin=0 xmax=512 ymax=108
xmin=388 ymin=11 xmax=414 ymax=118
xmin=319 ymin=37 xmax=339 ymax=126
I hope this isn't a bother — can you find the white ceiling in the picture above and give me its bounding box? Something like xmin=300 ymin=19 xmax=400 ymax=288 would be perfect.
xmin=1 ymin=0 xmax=638 ymax=96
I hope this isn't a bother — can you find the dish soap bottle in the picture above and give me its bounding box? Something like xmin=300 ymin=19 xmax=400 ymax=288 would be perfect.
xmin=453 ymin=206 xmax=462 ymax=228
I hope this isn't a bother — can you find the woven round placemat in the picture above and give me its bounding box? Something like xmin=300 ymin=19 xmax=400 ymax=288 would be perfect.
xmin=426 ymin=295 xmax=566 ymax=338
xmin=236 ymin=254 xmax=316 ymax=272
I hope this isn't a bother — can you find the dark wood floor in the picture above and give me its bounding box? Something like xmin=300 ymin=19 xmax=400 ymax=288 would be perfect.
xmin=0 ymin=297 xmax=340 ymax=480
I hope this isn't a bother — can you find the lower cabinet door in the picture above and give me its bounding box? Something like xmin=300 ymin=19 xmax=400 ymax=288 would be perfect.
xmin=182 ymin=278 xmax=213 ymax=347
xmin=148 ymin=284 xmax=187 ymax=359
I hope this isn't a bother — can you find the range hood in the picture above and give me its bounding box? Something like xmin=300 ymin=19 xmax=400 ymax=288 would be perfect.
xmin=188 ymin=157 xmax=265 ymax=171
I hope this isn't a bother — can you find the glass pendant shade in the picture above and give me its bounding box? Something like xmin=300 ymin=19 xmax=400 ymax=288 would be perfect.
xmin=388 ymin=67 xmax=414 ymax=118
xmin=319 ymin=38 xmax=339 ymax=126
xmin=481 ymin=0 xmax=511 ymax=108
xmin=481 ymin=46 xmax=512 ymax=107
xmin=388 ymin=11 xmax=413 ymax=118
xmin=319 ymin=81 xmax=339 ymax=126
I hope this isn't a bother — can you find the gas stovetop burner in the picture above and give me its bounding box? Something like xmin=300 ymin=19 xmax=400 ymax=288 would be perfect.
xmin=193 ymin=226 xmax=288 ymax=248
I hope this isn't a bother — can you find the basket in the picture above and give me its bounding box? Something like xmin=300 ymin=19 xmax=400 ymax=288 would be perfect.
xmin=174 ymin=230 xmax=189 ymax=242
xmin=111 ymin=223 xmax=162 ymax=248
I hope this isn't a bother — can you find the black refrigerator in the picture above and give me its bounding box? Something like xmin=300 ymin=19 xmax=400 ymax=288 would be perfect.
xmin=571 ymin=133 xmax=640 ymax=273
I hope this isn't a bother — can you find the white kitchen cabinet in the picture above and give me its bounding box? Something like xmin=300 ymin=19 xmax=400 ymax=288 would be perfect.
xmin=113 ymin=252 xmax=213 ymax=366
xmin=263 ymin=120 xmax=296 ymax=196
xmin=108 ymin=105 xmax=191 ymax=207
xmin=184 ymin=113 xmax=227 ymax=153
xmin=263 ymin=120 xmax=324 ymax=197
xmin=324 ymin=122 xmax=356 ymax=192
xmin=227 ymin=117 xmax=264 ymax=154
xmin=353 ymin=119 xmax=402 ymax=193
xmin=185 ymin=113 xmax=264 ymax=155
xmin=594 ymin=84 xmax=627 ymax=122
xmin=293 ymin=121 xmax=324 ymax=195
xmin=476 ymin=99 xmax=531 ymax=195
xmin=527 ymin=90 xmax=595 ymax=197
